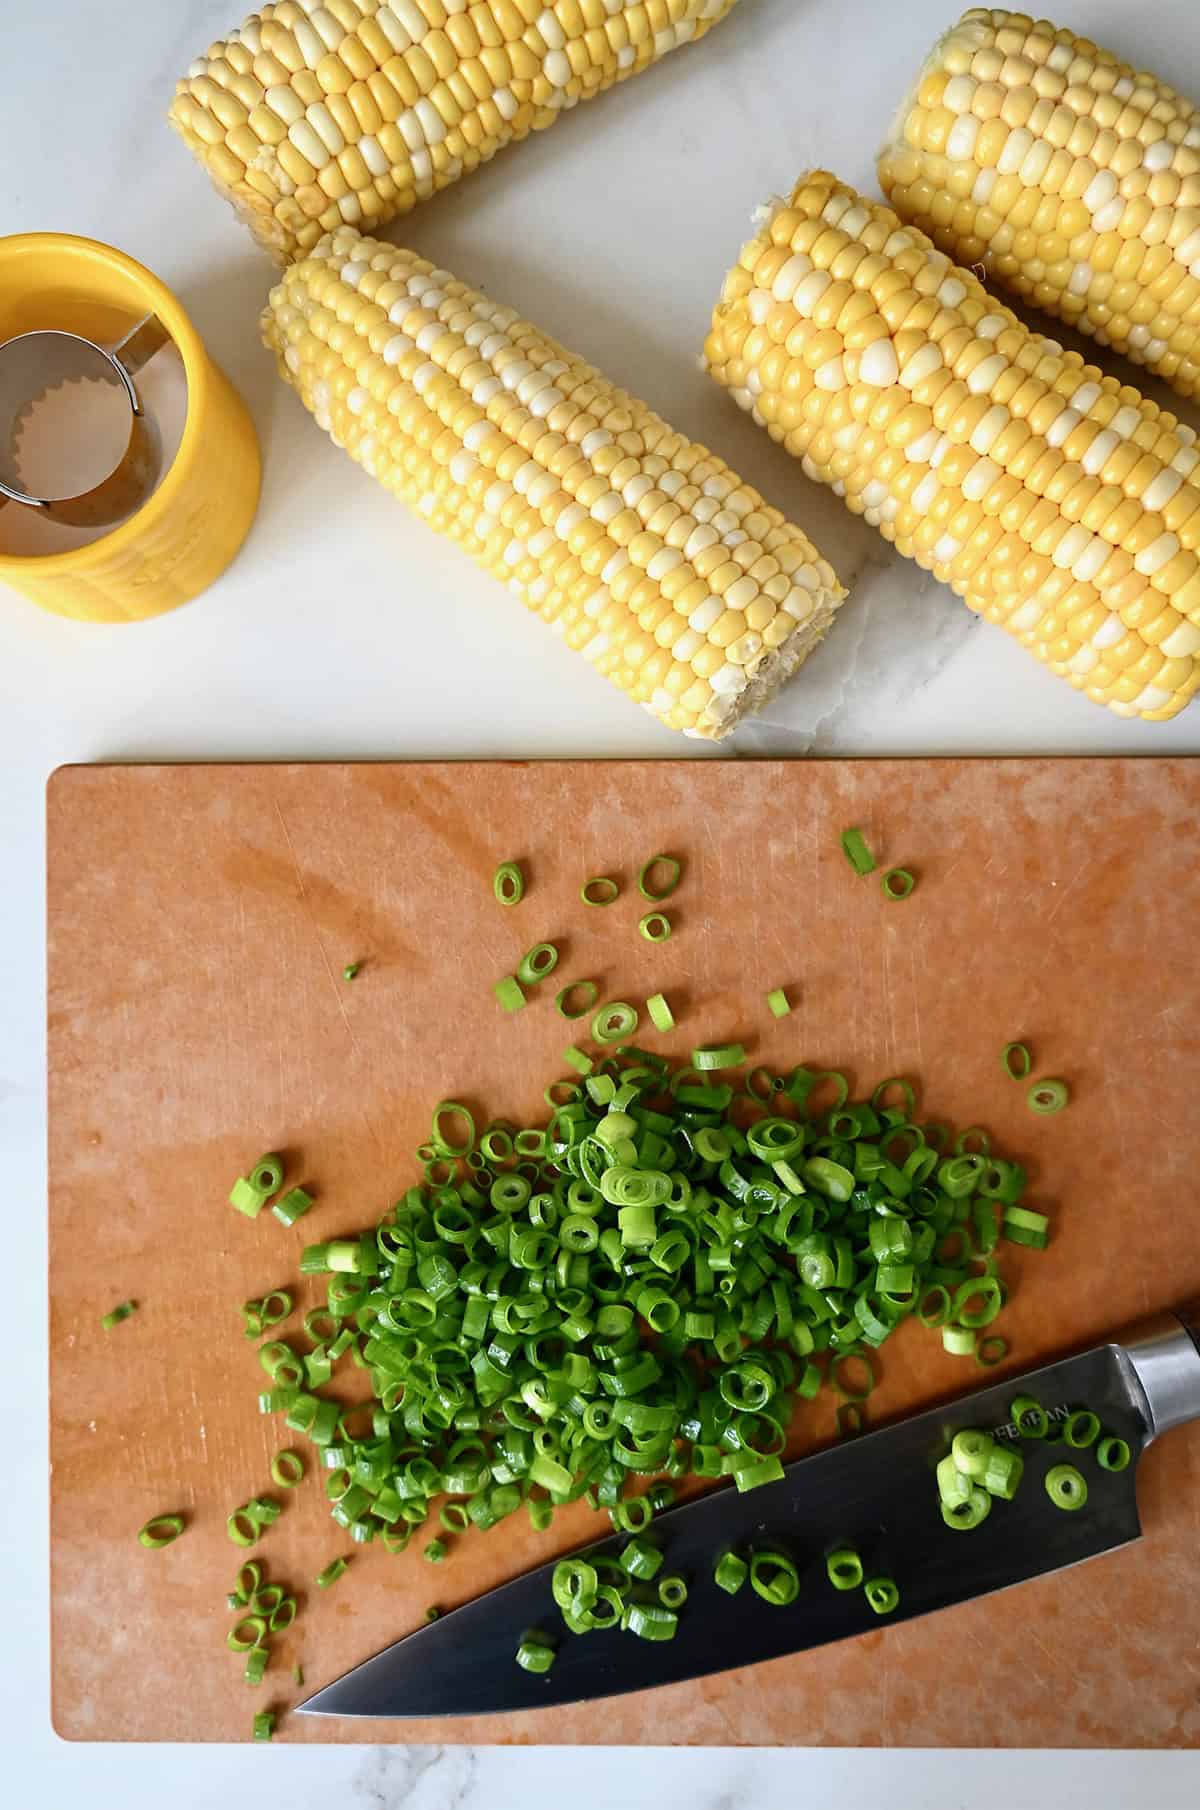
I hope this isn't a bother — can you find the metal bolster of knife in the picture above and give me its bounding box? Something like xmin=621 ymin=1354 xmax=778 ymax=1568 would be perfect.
xmin=1117 ymin=1301 xmax=1200 ymax=1441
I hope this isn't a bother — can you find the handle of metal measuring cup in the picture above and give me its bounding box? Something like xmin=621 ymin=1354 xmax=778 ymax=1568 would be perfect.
xmin=0 ymin=233 xmax=260 ymax=623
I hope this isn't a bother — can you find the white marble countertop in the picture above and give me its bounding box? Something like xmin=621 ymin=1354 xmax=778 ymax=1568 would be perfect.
xmin=3 ymin=0 xmax=1199 ymax=1803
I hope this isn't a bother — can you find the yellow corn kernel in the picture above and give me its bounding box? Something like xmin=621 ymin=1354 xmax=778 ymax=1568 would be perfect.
xmin=263 ymin=227 xmax=845 ymax=737
xmin=879 ymin=7 xmax=1200 ymax=400
xmin=172 ymin=0 xmax=743 ymax=262
xmin=704 ymin=171 xmax=1200 ymax=723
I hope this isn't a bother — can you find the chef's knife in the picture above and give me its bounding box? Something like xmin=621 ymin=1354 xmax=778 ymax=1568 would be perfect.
xmin=298 ymin=1304 xmax=1200 ymax=1719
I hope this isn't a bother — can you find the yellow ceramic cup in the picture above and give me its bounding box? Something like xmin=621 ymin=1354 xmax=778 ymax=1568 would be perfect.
xmin=0 ymin=233 xmax=260 ymax=622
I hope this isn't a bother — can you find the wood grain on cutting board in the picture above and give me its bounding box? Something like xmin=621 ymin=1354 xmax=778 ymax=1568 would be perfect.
xmin=47 ymin=759 xmax=1200 ymax=1746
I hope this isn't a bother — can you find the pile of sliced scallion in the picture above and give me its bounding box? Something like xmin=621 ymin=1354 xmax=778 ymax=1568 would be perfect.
xmin=253 ymin=1053 xmax=1045 ymax=1553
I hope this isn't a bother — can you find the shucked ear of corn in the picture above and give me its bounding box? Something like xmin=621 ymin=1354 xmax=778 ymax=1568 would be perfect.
xmin=262 ymin=227 xmax=845 ymax=738
xmin=703 ymin=171 xmax=1200 ymax=722
xmin=879 ymin=8 xmax=1200 ymax=401
xmin=171 ymin=0 xmax=741 ymax=264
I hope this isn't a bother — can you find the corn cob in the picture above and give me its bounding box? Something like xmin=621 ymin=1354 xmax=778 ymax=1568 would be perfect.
xmin=171 ymin=0 xmax=741 ymax=264
xmin=263 ymin=227 xmax=845 ymax=737
xmin=703 ymin=171 xmax=1200 ymax=721
xmin=879 ymin=8 xmax=1200 ymax=400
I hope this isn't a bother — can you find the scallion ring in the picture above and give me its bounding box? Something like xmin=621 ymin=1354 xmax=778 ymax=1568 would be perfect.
xmin=692 ymin=1043 xmax=745 ymax=1071
xmin=1097 ymin=1436 xmax=1131 ymax=1472
xmin=826 ymin=1549 xmax=863 ymax=1591
xmin=249 ymin=1154 xmax=285 ymax=1196
xmin=593 ymin=1002 xmax=637 ymax=1044
xmin=1001 ymin=1041 xmax=1032 ymax=1080
xmin=976 ymin=1336 xmax=1009 ymax=1367
xmin=431 ymin=1100 xmax=475 ymax=1158
xmin=638 ymin=854 xmax=682 ymax=902
xmin=749 ymin=1549 xmax=800 ymax=1607
xmin=581 ymin=876 xmax=619 ymax=906
xmin=102 ymin=1300 xmax=136 ymax=1331
xmin=556 ymin=979 xmax=598 ymax=1020
xmin=517 ymin=942 xmax=559 ymax=986
xmin=638 ymin=911 xmax=672 ymax=943
xmin=766 ymin=987 xmax=791 ymax=1018
xmin=864 ymin=1576 xmax=900 ymax=1615
xmin=1027 ymin=1078 xmax=1069 ymax=1115
xmin=657 ymin=1574 xmax=688 ymax=1610
xmin=138 ymin=1513 xmax=185 ymax=1549
xmin=227 ymin=1616 xmax=267 ymax=1652
xmin=270 ymin=1449 xmax=305 ymax=1488
xmin=1045 ymin=1463 xmax=1088 ymax=1511
xmin=1063 ymin=1410 xmax=1100 ymax=1449
xmin=315 ymin=1556 xmax=349 ymax=1588
xmin=243 ymin=1646 xmax=269 ymax=1686
xmin=881 ymin=867 xmax=916 ymax=901
xmin=493 ymin=861 xmax=524 ymax=906
xmin=646 ymin=992 xmax=675 ymax=1032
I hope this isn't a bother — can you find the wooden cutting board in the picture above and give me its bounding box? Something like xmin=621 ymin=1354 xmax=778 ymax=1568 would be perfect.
xmin=48 ymin=758 xmax=1200 ymax=1747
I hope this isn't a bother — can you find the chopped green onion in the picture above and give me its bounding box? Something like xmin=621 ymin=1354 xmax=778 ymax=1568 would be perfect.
xmin=227 ymin=1616 xmax=267 ymax=1652
xmin=840 ymin=828 xmax=876 ymax=875
xmin=244 ymin=1646 xmax=269 ymax=1686
xmin=229 ymin=1178 xmax=267 ymax=1218
xmin=292 ymin=1665 xmax=304 ymax=1686
xmin=881 ymin=867 xmax=916 ymax=901
xmin=692 ymin=1043 xmax=745 ymax=1071
xmin=826 ymin=1549 xmax=863 ymax=1591
xmin=982 ymin=1444 xmax=1024 ymax=1500
xmin=1002 ymin=1205 xmax=1050 ymax=1249
xmin=942 ymin=1326 xmax=977 ymax=1357
xmin=271 ymin=1450 xmax=305 ymax=1488
xmin=714 ymin=1551 xmax=748 ymax=1595
xmin=272 ymin=1187 xmax=313 ymax=1227
xmin=251 ymin=1154 xmax=284 ymax=1194
xmin=976 ymin=1336 xmax=1009 ymax=1367
xmin=638 ymin=854 xmax=682 ymax=902
xmin=138 ymin=1513 xmax=185 ymax=1549
xmin=517 ymin=942 xmax=559 ymax=986
xmin=563 ymin=1044 xmax=594 ymax=1075
xmin=493 ymin=975 xmax=526 ymax=1013
xmin=646 ymin=992 xmax=675 ymax=1032
xmin=657 ymin=1574 xmax=688 ymax=1610
xmin=1097 ymin=1435 xmax=1131 ymax=1472
xmin=1063 ymin=1410 xmax=1101 ymax=1449
xmin=1010 ymin=1394 xmax=1048 ymax=1438
xmin=624 ymin=1601 xmax=678 ymax=1641
xmin=951 ymin=1430 xmax=993 ymax=1476
xmin=102 ymin=1300 xmax=137 ymax=1331
xmin=425 ymin=1606 xmax=441 ymax=1622
xmin=516 ymin=1634 xmax=556 ymax=1673
xmin=581 ymin=876 xmax=619 ymax=906
xmin=750 ymin=1550 xmax=800 ymax=1606
xmin=556 ymin=980 xmax=599 ymax=1020
xmin=864 ymin=1576 xmax=899 ymax=1615
xmin=1027 ymin=1078 xmax=1069 ymax=1114
xmin=423 ymin=1538 xmax=447 ymax=1563
xmin=1045 ymin=1463 xmax=1088 ymax=1511
xmin=765 ymin=988 xmax=791 ymax=1018
xmin=620 ymin=1537 xmax=663 ymax=1581
xmin=342 ymin=962 xmax=361 ymax=982
xmin=941 ymin=1487 xmax=991 ymax=1531
xmin=314 ymin=1557 xmax=349 ymax=1588
xmin=638 ymin=912 xmax=672 ymax=943
xmin=252 ymin=1711 xmax=274 ymax=1741
xmin=1001 ymin=1041 xmax=1032 ymax=1080
xmin=493 ymin=861 xmax=524 ymax=906
xmin=593 ymin=1002 xmax=638 ymax=1044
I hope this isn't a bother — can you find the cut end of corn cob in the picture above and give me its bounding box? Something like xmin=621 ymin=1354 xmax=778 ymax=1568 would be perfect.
xmin=879 ymin=7 xmax=1200 ymax=400
xmin=170 ymin=0 xmax=742 ymax=263
xmin=703 ymin=170 xmax=1200 ymax=722
xmin=262 ymin=227 xmax=846 ymax=739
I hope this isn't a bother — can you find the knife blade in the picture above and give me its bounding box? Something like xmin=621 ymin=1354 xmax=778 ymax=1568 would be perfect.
xmin=298 ymin=1305 xmax=1200 ymax=1720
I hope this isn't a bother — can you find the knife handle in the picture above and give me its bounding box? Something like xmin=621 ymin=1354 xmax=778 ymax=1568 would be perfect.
xmin=1120 ymin=1304 xmax=1200 ymax=1441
